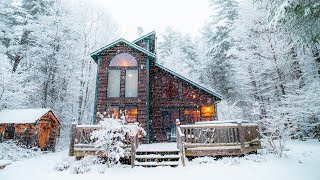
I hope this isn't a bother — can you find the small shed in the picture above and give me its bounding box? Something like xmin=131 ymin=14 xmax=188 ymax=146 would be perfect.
xmin=0 ymin=108 xmax=60 ymax=151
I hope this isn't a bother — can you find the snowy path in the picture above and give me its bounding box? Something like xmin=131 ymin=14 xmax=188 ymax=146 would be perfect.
xmin=1 ymin=140 xmax=320 ymax=180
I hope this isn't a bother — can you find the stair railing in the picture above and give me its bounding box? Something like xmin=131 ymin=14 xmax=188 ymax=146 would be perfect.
xmin=130 ymin=132 xmax=139 ymax=168
xmin=176 ymin=119 xmax=186 ymax=166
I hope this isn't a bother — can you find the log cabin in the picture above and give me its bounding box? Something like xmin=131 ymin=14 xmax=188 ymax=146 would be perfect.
xmin=90 ymin=31 xmax=222 ymax=143
xmin=0 ymin=108 xmax=60 ymax=151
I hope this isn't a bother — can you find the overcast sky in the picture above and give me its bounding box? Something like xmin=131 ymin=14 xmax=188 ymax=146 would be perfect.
xmin=89 ymin=0 xmax=210 ymax=41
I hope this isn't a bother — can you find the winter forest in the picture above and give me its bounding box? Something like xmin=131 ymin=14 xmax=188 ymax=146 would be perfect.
xmin=1 ymin=0 xmax=320 ymax=178
xmin=1 ymin=0 xmax=319 ymax=139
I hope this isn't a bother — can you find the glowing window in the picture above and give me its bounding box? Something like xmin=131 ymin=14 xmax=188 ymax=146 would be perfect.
xmin=109 ymin=53 xmax=138 ymax=67
xmin=105 ymin=105 xmax=119 ymax=119
xmin=201 ymin=105 xmax=214 ymax=117
xmin=125 ymin=106 xmax=138 ymax=123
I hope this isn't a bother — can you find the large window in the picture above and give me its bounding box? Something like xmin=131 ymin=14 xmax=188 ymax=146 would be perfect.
xmin=107 ymin=70 xmax=121 ymax=97
xmin=107 ymin=53 xmax=138 ymax=98
xmin=125 ymin=70 xmax=138 ymax=97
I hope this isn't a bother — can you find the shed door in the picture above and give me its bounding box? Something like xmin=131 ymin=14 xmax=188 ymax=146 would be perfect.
xmin=38 ymin=122 xmax=52 ymax=149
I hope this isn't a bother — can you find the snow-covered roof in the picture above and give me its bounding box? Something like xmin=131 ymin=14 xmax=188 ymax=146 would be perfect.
xmin=0 ymin=108 xmax=52 ymax=124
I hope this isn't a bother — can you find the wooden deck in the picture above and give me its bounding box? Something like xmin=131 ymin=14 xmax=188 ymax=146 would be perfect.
xmin=69 ymin=120 xmax=261 ymax=167
xmin=176 ymin=120 xmax=261 ymax=161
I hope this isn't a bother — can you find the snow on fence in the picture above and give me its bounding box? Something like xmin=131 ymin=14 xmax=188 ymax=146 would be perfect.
xmin=176 ymin=119 xmax=261 ymax=157
xmin=69 ymin=122 xmax=142 ymax=160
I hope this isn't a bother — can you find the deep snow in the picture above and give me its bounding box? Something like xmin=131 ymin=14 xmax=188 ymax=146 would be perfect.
xmin=1 ymin=140 xmax=320 ymax=180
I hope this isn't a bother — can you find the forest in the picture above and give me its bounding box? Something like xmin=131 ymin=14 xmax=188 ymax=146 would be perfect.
xmin=0 ymin=0 xmax=319 ymax=144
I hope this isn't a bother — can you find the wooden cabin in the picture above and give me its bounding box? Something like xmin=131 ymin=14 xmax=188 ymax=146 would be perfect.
xmin=0 ymin=108 xmax=60 ymax=151
xmin=90 ymin=31 xmax=222 ymax=143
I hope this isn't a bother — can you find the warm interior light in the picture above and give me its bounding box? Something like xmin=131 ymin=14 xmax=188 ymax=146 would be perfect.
xmin=201 ymin=105 xmax=214 ymax=117
xmin=128 ymin=73 xmax=133 ymax=77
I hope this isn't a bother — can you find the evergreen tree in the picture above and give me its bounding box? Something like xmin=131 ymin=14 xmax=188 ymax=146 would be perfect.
xmin=200 ymin=0 xmax=239 ymax=100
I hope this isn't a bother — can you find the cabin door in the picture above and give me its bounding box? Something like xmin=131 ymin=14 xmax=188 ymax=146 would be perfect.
xmin=162 ymin=109 xmax=179 ymax=142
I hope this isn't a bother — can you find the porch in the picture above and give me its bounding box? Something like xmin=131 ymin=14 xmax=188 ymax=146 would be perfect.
xmin=69 ymin=120 xmax=261 ymax=167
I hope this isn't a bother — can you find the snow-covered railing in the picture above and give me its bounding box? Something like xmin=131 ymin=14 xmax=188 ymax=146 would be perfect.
xmin=176 ymin=119 xmax=186 ymax=166
xmin=130 ymin=131 xmax=139 ymax=168
xmin=176 ymin=120 xmax=261 ymax=156
xmin=69 ymin=122 xmax=142 ymax=158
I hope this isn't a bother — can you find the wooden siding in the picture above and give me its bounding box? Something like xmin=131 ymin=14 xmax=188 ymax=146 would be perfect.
xmin=149 ymin=61 xmax=217 ymax=142
xmin=95 ymin=43 xmax=218 ymax=143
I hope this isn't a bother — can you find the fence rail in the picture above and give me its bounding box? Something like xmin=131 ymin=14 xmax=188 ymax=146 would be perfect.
xmin=176 ymin=119 xmax=261 ymax=157
xmin=69 ymin=123 xmax=139 ymax=158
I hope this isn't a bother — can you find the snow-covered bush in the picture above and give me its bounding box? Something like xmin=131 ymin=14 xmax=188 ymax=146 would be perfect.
xmin=0 ymin=140 xmax=42 ymax=161
xmin=55 ymin=155 xmax=104 ymax=174
xmin=69 ymin=156 xmax=102 ymax=174
xmin=91 ymin=117 xmax=145 ymax=168
xmin=54 ymin=156 xmax=76 ymax=171
xmin=259 ymin=117 xmax=292 ymax=157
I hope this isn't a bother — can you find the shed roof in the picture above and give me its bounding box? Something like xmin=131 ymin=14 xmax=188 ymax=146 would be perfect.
xmin=0 ymin=108 xmax=55 ymax=124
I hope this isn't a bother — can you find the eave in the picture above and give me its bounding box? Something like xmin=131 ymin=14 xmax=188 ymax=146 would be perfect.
xmin=90 ymin=38 xmax=156 ymax=63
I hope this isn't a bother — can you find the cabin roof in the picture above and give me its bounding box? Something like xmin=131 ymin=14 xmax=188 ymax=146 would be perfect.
xmin=0 ymin=108 xmax=58 ymax=124
xmin=155 ymin=63 xmax=222 ymax=99
xmin=90 ymin=38 xmax=156 ymax=63
xmin=132 ymin=31 xmax=156 ymax=44
xmin=90 ymin=31 xmax=222 ymax=100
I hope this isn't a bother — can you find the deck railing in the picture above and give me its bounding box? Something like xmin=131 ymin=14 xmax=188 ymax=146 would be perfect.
xmin=69 ymin=123 xmax=139 ymax=159
xmin=176 ymin=119 xmax=261 ymax=156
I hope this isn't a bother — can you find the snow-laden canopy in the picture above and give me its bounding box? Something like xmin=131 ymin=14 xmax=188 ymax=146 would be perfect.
xmin=0 ymin=108 xmax=52 ymax=124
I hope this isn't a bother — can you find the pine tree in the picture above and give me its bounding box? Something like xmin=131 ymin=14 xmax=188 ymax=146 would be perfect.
xmin=200 ymin=0 xmax=239 ymax=100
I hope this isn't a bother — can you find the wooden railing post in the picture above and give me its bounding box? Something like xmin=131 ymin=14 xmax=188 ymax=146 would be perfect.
xmin=130 ymin=134 xmax=138 ymax=168
xmin=176 ymin=119 xmax=180 ymax=149
xmin=238 ymin=122 xmax=245 ymax=152
xmin=69 ymin=122 xmax=77 ymax=156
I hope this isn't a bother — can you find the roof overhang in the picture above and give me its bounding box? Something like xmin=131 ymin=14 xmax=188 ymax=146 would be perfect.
xmin=132 ymin=31 xmax=156 ymax=44
xmin=90 ymin=38 xmax=156 ymax=63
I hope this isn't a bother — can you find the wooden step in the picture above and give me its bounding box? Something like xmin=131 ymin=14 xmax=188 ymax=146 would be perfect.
xmin=134 ymin=161 xmax=181 ymax=167
xmin=135 ymin=154 xmax=180 ymax=159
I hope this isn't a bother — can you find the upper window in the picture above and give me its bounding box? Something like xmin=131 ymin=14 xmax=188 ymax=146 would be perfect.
xmin=107 ymin=70 xmax=121 ymax=97
xmin=109 ymin=53 xmax=138 ymax=67
xmin=107 ymin=53 xmax=138 ymax=98
xmin=125 ymin=70 xmax=138 ymax=97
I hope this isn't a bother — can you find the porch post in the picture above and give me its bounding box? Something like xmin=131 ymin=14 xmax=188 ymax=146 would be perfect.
xmin=92 ymin=56 xmax=102 ymax=124
xmin=145 ymin=40 xmax=151 ymax=143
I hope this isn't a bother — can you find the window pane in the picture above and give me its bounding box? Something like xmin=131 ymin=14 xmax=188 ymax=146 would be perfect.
xmin=105 ymin=105 xmax=119 ymax=119
xmin=125 ymin=106 xmax=138 ymax=123
xmin=109 ymin=53 xmax=138 ymax=67
xmin=107 ymin=70 xmax=121 ymax=97
xmin=184 ymin=109 xmax=200 ymax=124
xmin=201 ymin=105 xmax=214 ymax=120
xmin=125 ymin=70 xmax=138 ymax=97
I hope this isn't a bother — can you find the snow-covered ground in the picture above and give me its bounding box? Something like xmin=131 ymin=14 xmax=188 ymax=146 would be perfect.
xmin=1 ymin=140 xmax=320 ymax=180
